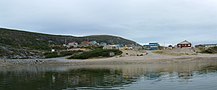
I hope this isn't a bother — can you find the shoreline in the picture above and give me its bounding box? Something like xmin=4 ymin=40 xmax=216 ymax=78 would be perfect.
xmin=1 ymin=53 xmax=217 ymax=67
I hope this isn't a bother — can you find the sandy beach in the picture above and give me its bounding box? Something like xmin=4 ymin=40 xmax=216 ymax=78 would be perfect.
xmin=1 ymin=51 xmax=217 ymax=67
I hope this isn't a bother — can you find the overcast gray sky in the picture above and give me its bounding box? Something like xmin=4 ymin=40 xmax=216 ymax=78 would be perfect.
xmin=1 ymin=0 xmax=217 ymax=45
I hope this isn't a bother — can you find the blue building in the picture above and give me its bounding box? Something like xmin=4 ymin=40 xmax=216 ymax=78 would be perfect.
xmin=143 ymin=43 xmax=160 ymax=50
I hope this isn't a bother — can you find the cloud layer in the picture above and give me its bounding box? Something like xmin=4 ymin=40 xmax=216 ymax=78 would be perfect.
xmin=1 ymin=0 xmax=217 ymax=45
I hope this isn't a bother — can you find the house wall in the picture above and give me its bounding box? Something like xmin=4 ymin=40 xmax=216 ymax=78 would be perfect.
xmin=143 ymin=43 xmax=160 ymax=50
xmin=177 ymin=44 xmax=191 ymax=48
xmin=103 ymin=45 xmax=120 ymax=49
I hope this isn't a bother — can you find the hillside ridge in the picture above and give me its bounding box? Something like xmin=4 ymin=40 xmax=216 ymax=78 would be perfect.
xmin=0 ymin=28 xmax=139 ymax=59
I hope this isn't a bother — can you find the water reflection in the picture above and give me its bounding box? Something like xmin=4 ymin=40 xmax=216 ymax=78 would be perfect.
xmin=0 ymin=61 xmax=217 ymax=90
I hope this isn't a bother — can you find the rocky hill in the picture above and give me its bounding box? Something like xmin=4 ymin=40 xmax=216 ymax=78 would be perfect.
xmin=0 ymin=28 xmax=139 ymax=59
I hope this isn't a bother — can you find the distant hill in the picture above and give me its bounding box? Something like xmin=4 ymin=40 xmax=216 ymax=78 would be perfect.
xmin=0 ymin=28 xmax=139 ymax=58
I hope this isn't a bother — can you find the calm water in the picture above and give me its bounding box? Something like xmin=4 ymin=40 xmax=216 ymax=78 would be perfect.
xmin=0 ymin=61 xmax=217 ymax=90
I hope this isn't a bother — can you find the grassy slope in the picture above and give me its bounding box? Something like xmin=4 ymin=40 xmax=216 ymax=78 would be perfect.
xmin=0 ymin=28 xmax=138 ymax=50
xmin=0 ymin=28 xmax=138 ymax=58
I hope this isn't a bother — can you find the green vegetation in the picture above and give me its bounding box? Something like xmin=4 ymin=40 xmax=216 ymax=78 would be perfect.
xmin=83 ymin=46 xmax=103 ymax=50
xmin=43 ymin=52 xmax=59 ymax=58
xmin=44 ymin=51 xmax=83 ymax=58
xmin=68 ymin=49 xmax=122 ymax=59
xmin=201 ymin=46 xmax=217 ymax=54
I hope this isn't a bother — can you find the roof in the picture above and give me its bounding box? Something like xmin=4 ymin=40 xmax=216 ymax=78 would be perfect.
xmin=149 ymin=43 xmax=159 ymax=44
xmin=149 ymin=43 xmax=160 ymax=46
xmin=178 ymin=40 xmax=191 ymax=44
